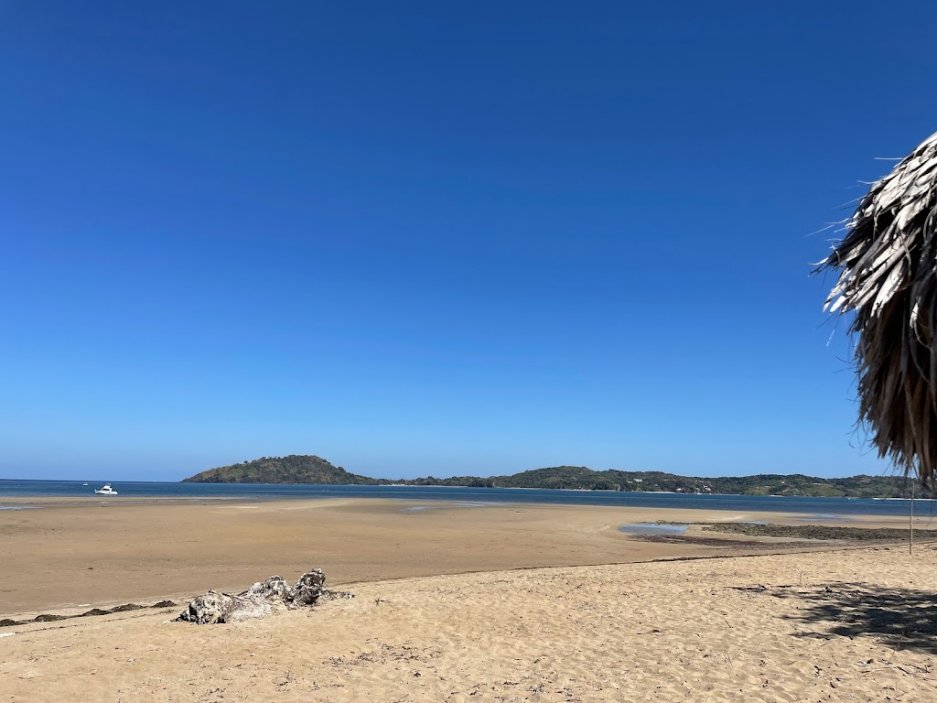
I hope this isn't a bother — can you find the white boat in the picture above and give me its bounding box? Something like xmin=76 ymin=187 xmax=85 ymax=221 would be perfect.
xmin=94 ymin=484 xmax=118 ymax=496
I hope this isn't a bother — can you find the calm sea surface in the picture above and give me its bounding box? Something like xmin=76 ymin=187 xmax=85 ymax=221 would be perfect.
xmin=0 ymin=478 xmax=929 ymax=516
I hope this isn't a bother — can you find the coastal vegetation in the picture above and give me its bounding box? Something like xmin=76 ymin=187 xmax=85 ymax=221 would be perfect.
xmin=183 ymin=455 xmax=916 ymax=498
xmin=183 ymin=455 xmax=374 ymax=485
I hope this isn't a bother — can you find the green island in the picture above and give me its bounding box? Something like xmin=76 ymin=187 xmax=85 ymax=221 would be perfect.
xmin=182 ymin=454 xmax=919 ymax=498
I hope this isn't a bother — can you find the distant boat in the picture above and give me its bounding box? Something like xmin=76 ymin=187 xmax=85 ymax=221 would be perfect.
xmin=94 ymin=484 xmax=118 ymax=496
xmin=82 ymin=482 xmax=88 ymax=486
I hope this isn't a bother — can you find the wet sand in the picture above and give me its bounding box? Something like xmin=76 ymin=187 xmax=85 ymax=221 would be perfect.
xmin=0 ymin=497 xmax=923 ymax=616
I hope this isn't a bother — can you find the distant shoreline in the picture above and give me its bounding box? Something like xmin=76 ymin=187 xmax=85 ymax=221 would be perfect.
xmin=3 ymin=479 xmax=933 ymax=501
xmin=181 ymin=455 xmax=922 ymax=499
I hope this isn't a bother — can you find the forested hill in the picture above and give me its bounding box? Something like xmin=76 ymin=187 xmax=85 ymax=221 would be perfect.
xmin=183 ymin=455 xmax=378 ymax=484
xmin=182 ymin=456 xmax=914 ymax=498
xmin=402 ymin=466 xmax=911 ymax=497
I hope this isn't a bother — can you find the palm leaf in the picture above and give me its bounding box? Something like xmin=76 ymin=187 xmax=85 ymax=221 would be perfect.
xmin=821 ymin=131 xmax=937 ymax=489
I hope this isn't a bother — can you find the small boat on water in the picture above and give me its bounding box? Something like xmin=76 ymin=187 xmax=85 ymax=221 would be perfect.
xmin=94 ymin=484 xmax=118 ymax=496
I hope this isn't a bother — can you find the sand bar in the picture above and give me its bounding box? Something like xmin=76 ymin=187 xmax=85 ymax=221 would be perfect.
xmin=0 ymin=497 xmax=927 ymax=615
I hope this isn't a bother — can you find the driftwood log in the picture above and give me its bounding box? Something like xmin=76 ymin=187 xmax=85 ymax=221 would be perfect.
xmin=177 ymin=568 xmax=353 ymax=624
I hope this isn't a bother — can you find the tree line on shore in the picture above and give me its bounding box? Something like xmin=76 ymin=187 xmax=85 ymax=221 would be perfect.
xmin=182 ymin=455 xmax=918 ymax=498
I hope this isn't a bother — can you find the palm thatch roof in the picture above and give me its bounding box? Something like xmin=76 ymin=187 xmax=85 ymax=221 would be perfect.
xmin=821 ymin=131 xmax=937 ymax=489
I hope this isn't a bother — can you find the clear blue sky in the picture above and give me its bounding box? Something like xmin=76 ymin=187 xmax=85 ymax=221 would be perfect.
xmin=2 ymin=1 xmax=935 ymax=481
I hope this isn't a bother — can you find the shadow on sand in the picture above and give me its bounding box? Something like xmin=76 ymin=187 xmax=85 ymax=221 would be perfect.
xmin=735 ymin=581 xmax=937 ymax=654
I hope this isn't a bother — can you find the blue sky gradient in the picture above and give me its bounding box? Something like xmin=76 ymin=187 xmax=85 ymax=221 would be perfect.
xmin=2 ymin=1 xmax=936 ymax=480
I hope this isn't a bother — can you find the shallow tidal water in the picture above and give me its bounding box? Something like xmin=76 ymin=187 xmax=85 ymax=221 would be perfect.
xmin=0 ymin=478 xmax=931 ymax=517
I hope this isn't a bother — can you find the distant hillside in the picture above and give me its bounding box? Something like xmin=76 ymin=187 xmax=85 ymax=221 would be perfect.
xmin=181 ymin=455 xmax=917 ymax=498
xmin=520 ymin=467 xmax=909 ymax=497
xmin=406 ymin=466 xmax=911 ymax=497
xmin=183 ymin=455 xmax=379 ymax=485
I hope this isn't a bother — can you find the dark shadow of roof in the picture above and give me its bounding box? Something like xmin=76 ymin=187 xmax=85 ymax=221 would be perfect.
xmin=734 ymin=581 xmax=937 ymax=654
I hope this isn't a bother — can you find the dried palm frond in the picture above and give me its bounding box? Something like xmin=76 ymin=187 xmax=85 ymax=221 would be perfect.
xmin=821 ymin=131 xmax=937 ymax=489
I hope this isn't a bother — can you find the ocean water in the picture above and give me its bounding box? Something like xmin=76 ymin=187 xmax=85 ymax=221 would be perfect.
xmin=0 ymin=478 xmax=929 ymax=516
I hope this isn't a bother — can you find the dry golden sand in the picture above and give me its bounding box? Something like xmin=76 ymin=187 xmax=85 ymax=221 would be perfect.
xmin=2 ymin=498 xmax=935 ymax=701
xmin=2 ymin=545 xmax=936 ymax=702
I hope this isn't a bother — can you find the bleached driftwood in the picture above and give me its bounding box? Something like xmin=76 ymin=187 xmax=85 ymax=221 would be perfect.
xmin=177 ymin=568 xmax=352 ymax=624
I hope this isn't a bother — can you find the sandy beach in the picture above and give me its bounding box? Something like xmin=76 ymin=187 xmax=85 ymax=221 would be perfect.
xmin=2 ymin=498 xmax=935 ymax=701
xmin=1 ymin=497 xmax=925 ymax=615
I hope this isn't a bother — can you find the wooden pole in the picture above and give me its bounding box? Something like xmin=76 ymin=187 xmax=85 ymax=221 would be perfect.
xmin=909 ymin=482 xmax=915 ymax=555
